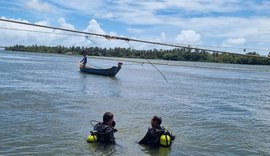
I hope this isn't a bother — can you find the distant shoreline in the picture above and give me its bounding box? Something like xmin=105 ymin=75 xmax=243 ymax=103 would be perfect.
xmin=87 ymin=56 xmax=266 ymax=73
xmin=4 ymin=49 xmax=270 ymax=74
xmin=4 ymin=45 xmax=270 ymax=65
xmin=4 ymin=50 xmax=270 ymax=73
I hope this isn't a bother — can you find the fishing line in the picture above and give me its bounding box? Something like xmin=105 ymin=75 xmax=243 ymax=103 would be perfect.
xmin=126 ymin=41 xmax=168 ymax=83
xmin=85 ymin=36 xmax=97 ymax=45
xmin=122 ymin=63 xmax=145 ymax=66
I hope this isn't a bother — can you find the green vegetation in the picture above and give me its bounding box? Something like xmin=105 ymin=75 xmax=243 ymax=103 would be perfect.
xmin=5 ymin=44 xmax=270 ymax=65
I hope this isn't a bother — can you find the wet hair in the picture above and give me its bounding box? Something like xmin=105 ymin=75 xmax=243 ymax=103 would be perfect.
xmin=103 ymin=112 xmax=114 ymax=123
xmin=152 ymin=116 xmax=162 ymax=125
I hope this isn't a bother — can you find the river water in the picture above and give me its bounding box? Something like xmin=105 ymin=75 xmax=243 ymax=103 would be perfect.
xmin=0 ymin=50 xmax=270 ymax=156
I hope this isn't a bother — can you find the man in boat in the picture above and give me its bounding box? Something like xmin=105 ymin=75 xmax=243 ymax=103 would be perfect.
xmin=80 ymin=50 xmax=87 ymax=67
xmin=93 ymin=112 xmax=117 ymax=144
xmin=139 ymin=116 xmax=175 ymax=148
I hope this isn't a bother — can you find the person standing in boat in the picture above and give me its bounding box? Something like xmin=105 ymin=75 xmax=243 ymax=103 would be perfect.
xmin=80 ymin=50 xmax=87 ymax=67
xmin=139 ymin=116 xmax=175 ymax=148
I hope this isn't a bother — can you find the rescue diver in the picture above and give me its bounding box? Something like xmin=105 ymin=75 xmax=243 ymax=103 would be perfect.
xmin=139 ymin=116 xmax=175 ymax=148
xmin=92 ymin=112 xmax=117 ymax=144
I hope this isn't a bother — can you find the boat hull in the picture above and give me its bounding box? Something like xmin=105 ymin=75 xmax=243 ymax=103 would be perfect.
xmin=79 ymin=66 xmax=121 ymax=77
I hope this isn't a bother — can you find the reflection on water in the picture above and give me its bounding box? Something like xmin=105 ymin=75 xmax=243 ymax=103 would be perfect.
xmin=79 ymin=73 xmax=88 ymax=94
xmin=87 ymin=143 xmax=116 ymax=156
xmin=78 ymin=72 xmax=121 ymax=97
xmin=0 ymin=51 xmax=270 ymax=155
xmin=139 ymin=146 xmax=171 ymax=156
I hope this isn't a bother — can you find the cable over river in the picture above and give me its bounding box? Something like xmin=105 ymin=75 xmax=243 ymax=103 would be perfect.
xmin=0 ymin=50 xmax=270 ymax=155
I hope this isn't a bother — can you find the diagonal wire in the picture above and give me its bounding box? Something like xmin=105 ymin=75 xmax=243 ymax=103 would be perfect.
xmin=126 ymin=41 xmax=168 ymax=83
xmin=85 ymin=36 xmax=97 ymax=45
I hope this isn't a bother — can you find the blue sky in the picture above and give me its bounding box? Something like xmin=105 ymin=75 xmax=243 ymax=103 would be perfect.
xmin=0 ymin=0 xmax=270 ymax=55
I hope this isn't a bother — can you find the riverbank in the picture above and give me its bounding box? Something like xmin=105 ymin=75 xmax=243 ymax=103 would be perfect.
xmin=3 ymin=49 xmax=270 ymax=73
xmin=5 ymin=45 xmax=270 ymax=65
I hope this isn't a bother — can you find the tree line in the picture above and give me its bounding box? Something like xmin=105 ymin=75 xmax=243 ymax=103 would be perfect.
xmin=5 ymin=44 xmax=270 ymax=65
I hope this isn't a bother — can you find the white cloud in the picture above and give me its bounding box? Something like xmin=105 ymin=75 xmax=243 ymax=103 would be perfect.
xmin=0 ymin=17 xmax=89 ymax=47
xmin=246 ymin=0 xmax=270 ymax=12
xmin=57 ymin=18 xmax=75 ymax=30
xmin=176 ymin=30 xmax=201 ymax=45
xmin=0 ymin=16 xmax=132 ymax=49
xmin=127 ymin=28 xmax=144 ymax=34
xmin=34 ymin=20 xmax=50 ymax=26
xmin=19 ymin=16 xmax=157 ymax=49
xmin=47 ymin=1 xmax=104 ymax=16
xmin=161 ymin=32 xmax=166 ymax=41
xmin=26 ymin=0 xmax=53 ymax=12
xmin=165 ymin=0 xmax=241 ymax=13
xmin=49 ymin=1 xmax=164 ymax=25
xmin=84 ymin=19 xmax=106 ymax=35
xmin=222 ymin=37 xmax=246 ymax=47
xmin=83 ymin=20 xmax=132 ymax=48
xmin=42 ymin=0 xmax=270 ymax=53
xmin=2 ymin=0 xmax=270 ymax=54
xmin=45 ymin=0 xmax=251 ymax=25
xmin=157 ymin=16 xmax=270 ymax=51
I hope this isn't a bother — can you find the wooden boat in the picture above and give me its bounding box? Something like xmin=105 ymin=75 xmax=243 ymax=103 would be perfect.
xmin=79 ymin=62 xmax=122 ymax=77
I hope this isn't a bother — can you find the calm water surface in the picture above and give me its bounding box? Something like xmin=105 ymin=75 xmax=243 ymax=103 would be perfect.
xmin=0 ymin=50 xmax=270 ymax=155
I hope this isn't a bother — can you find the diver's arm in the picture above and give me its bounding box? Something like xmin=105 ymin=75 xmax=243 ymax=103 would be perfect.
xmin=105 ymin=127 xmax=115 ymax=143
xmin=139 ymin=129 xmax=153 ymax=144
xmin=80 ymin=57 xmax=85 ymax=63
xmin=169 ymin=131 xmax=176 ymax=140
xmin=138 ymin=133 xmax=148 ymax=144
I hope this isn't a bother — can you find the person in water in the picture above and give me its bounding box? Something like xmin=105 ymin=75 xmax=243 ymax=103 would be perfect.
xmin=80 ymin=51 xmax=87 ymax=67
xmin=94 ymin=112 xmax=117 ymax=144
xmin=139 ymin=116 xmax=175 ymax=148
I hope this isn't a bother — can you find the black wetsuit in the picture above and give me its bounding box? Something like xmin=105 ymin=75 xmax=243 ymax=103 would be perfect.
xmin=94 ymin=122 xmax=116 ymax=144
xmin=139 ymin=126 xmax=174 ymax=148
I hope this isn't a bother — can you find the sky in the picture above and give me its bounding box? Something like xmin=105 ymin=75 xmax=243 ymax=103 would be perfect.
xmin=0 ymin=0 xmax=270 ymax=55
